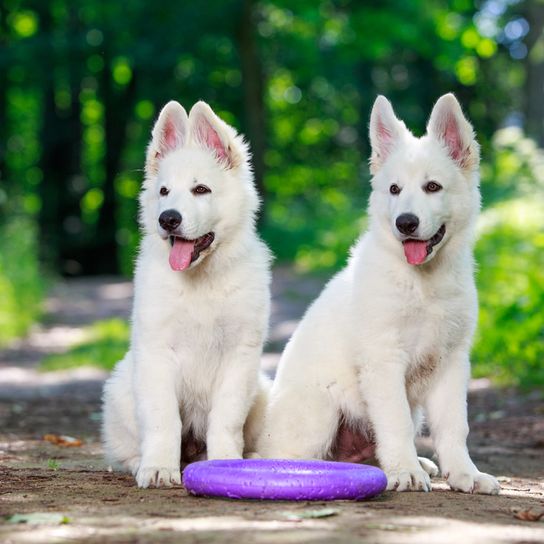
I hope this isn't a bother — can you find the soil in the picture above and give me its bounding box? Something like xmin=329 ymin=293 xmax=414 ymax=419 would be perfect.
xmin=0 ymin=269 xmax=543 ymax=544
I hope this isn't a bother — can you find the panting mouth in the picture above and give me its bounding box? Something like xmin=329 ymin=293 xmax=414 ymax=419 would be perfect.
xmin=402 ymin=224 xmax=446 ymax=265
xmin=168 ymin=232 xmax=215 ymax=271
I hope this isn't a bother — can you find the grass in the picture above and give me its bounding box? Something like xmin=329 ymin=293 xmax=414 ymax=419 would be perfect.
xmin=0 ymin=216 xmax=44 ymax=346
xmin=40 ymin=318 xmax=129 ymax=372
xmin=47 ymin=459 xmax=61 ymax=471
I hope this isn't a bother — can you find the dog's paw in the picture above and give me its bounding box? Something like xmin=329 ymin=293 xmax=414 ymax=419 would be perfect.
xmin=418 ymin=456 xmax=439 ymax=478
xmin=135 ymin=466 xmax=181 ymax=489
xmin=447 ymin=471 xmax=500 ymax=495
xmin=125 ymin=456 xmax=141 ymax=476
xmin=386 ymin=468 xmax=431 ymax=492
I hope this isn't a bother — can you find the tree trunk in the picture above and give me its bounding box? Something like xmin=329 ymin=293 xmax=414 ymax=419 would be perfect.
xmin=90 ymin=48 xmax=137 ymax=274
xmin=0 ymin=3 xmax=8 ymax=206
xmin=524 ymin=0 xmax=544 ymax=145
xmin=237 ymin=0 xmax=266 ymax=222
xmin=37 ymin=5 xmax=83 ymax=273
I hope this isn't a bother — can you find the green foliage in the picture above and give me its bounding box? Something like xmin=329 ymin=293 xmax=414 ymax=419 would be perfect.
xmin=0 ymin=216 xmax=44 ymax=346
xmin=262 ymin=159 xmax=369 ymax=271
xmin=1 ymin=0 xmax=525 ymax=275
xmin=473 ymin=199 xmax=544 ymax=388
xmin=471 ymin=127 xmax=544 ymax=388
xmin=40 ymin=318 xmax=129 ymax=372
xmin=480 ymin=127 xmax=544 ymax=206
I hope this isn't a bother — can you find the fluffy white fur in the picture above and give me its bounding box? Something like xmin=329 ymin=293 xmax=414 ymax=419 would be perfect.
xmin=102 ymin=100 xmax=271 ymax=488
xmin=257 ymin=94 xmax=500 ymax=495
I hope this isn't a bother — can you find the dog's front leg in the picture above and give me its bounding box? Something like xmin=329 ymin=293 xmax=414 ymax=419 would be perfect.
xmin=206 ymin=345 xmax=261 ymax=460
xmin=360 ymin=359 xmax=431 ymax=492
xmin=133 ymin=347 xmax=182 ymax=488
xmin=425 ymin=352 xmax=500 ymax=494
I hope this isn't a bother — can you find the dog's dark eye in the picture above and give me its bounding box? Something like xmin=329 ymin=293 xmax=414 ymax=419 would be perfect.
xmin=389 ymin=184 xmax=401 ymax=195
xmin=159 ymin=186 xmax=169 ymax=196
xmin=192 ymin=185 xmax=211 ymax=195
xmin=424 ymin=181 xmax=442 ymax=193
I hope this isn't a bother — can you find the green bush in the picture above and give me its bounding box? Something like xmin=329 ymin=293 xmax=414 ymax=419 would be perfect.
xmin=262 ymin=158 xmax=370 ymax=272
xmin=0 ymin=216 xmax=44 ymax=346
xmin=40 ymin=318 xmax=129 ymax=371
xmin=473 ymin=198 xmax=544 ymax=388
xmin=480 ymin=127 xmax=544 ymax=206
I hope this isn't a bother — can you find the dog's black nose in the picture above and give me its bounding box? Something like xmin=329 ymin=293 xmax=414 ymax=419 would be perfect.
xmin=396 ymin=213 xmax=419 ymax=235
xmin=159 ymin=209 xmax=182 ymax=231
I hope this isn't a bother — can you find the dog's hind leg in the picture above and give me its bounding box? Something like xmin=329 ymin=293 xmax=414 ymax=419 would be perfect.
xmin=102 ymin=353 xmax=141 ymax=475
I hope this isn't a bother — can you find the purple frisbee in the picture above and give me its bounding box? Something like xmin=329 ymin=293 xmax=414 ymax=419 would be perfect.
xmin=182 ymin=459 xmax=387 ymax=501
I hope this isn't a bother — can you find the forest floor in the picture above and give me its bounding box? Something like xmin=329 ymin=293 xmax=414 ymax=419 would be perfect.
xmin=0 ymin=268 xmax=543 ymax=544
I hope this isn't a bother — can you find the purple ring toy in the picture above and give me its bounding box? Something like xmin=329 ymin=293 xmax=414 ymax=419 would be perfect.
xmin=183 ymin=459 xmax=387 ymax=501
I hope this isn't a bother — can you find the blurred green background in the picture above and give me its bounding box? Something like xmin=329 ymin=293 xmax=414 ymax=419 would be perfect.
xmin=0 ymin=0 xmax=542 ymax=387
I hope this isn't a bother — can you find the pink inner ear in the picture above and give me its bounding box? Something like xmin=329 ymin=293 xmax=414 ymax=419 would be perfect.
xmin=196 ymin=117 xmax=229 ymax=165
xmin=164 ymin=121 xmax=177 ymax=149
xmin=163 ymin=119 xmax=181 ymax=151
xmin=377 ymin=118 xmax=394 ymax=156
xmin=443 ymin=114 xmax=463 ymax=162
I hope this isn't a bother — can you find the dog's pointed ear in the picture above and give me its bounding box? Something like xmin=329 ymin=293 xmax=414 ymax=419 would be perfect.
xmin=369 ymin=96 xmax=407 ymax=174
xmin=147 ymin=101 xmax=188 ymax=172
xmin=427 ymin=94 xmax=480 ymax=172
xmin=189 ymin=101 xmax=242 ymax=169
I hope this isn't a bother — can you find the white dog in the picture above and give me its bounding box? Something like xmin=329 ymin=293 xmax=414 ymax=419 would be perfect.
xmin=257 ymin=94 xmax=500 ymax=495
xmin=102 ymin=100 xmax=271 ymax=488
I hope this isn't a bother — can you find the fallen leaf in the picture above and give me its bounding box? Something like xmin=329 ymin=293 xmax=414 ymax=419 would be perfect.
xmin=43 ymin=434 xmax=83 ymax=447
xmin=282 ymin=508 xmax=340 ymax=521
xmin=511 ymin=508 xmax=544 ymax=522
xmin=7 ymin=513 xmax=70 ymax=525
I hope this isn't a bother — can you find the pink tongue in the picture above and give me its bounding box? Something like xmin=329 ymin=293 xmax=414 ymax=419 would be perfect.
xmin=169 ymin=238 xmax=196 ymax=271
xmin=403 ymin=240 xmax=428 ymax=265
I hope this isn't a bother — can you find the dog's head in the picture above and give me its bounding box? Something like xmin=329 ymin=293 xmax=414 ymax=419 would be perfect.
xmin=368 ymin=94 xmax=480 ymax=266
xmin=140 ymin=100 xmax=258 ymax=272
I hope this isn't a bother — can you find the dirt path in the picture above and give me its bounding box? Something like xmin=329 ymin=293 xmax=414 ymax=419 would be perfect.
xmin=1 ymin=269 xmax=543 ymax=543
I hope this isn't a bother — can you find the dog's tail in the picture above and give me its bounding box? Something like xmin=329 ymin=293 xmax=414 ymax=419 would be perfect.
xmin=243 ymin=373 xmax=271 ymax=455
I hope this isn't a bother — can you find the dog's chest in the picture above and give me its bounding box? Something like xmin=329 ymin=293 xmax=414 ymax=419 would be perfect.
xmin=169 ymin=295 xmax=241 ymax=365
xmin=167 ymin=289 xmax=243 ymax=421
xmin=394 ymin=277 xmax=473 ymax=385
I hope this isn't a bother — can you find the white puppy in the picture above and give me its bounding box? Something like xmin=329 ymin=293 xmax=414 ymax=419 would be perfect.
xmin=257 ymin=94 xmax=500 ymax=495
xmin=102 ymin=100 xmax=271 ymax=488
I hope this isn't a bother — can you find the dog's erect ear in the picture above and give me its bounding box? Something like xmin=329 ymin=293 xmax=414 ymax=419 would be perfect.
xmin=147 ymin=101 xmax=188 ymax=172
xmin=189 ymin=101 xmax=242 ymax=169
xmin=369 ymin=96 xmax=407 ymax=174
xmin=427 ymin=94 xmax=480 ymax=172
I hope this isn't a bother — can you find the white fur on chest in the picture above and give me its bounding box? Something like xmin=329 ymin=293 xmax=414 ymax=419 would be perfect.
xmin=130 ymin=236 xmax=269 ymax=435
xmin=352 ymin=235 xmax=476 ymax=373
